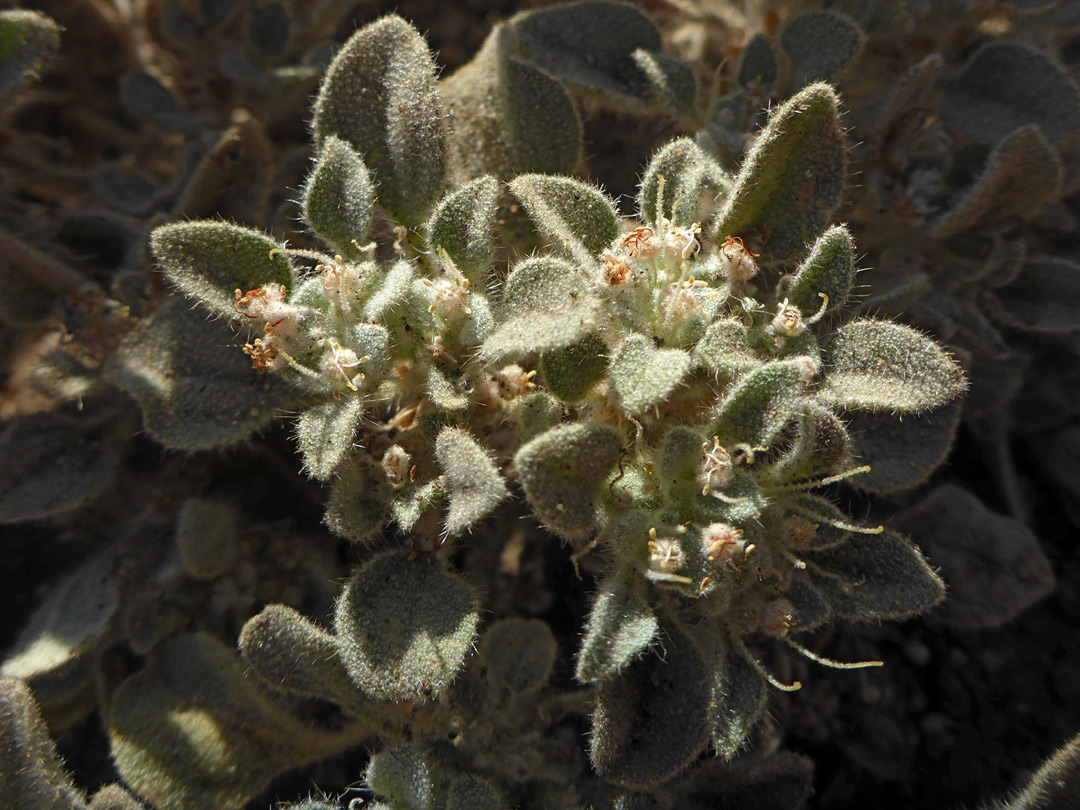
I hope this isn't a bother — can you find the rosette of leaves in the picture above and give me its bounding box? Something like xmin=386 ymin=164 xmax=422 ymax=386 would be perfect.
xmin=499 ymin=83 xmax=963 ymax=787
xmin=143 ymin=12 xmax=963 ymax=794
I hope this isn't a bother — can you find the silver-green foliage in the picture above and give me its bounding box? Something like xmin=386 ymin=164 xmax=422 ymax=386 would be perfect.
xmin=135 ymin=9 xmax=967 ymax=796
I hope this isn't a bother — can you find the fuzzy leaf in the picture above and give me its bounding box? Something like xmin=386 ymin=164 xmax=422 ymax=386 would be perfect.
xmin=481 ymin=257 xmax=601 ymax=360
xmin=120 ymin=71 xmax=202 ymax=133
xmin=480 ymin=618 xmax=557 ymax=694
xmin=510 ymin=174 xmax=619 ymax=261
xmin=88 ymin=785 xmax=143 ymax=810
xmin=992 ymin=258 xmax=1080 ymax=333
xmin=510 ymin=1 xmax=693 ymax=113
xmin=302 ymin=136 xmax=376 ymax=259
xmin=711 ymin=647 xmax=767 ymax=759
xmin=511 ymin=392 xmax=563 ymax=444
xmin=609 ymin=335 xmax=691 ymax=417
xmin=934 ymin=125 xmax=1063 ymax=237
xmin=366 ymin=744 xmax=432 ymax=810
xmin=150 ymin=221 xmax=293 ymax=319
xmin=0 ymin=676 xmax=86 ymax=810
xmin=248 ymin=0 xmax=289 ymax=57
xmin=785 ymin=570 xmax=832 ymax=633
xmin=238 ymin=605 xmax=374 ymax=717
xmin=441 ymin=24 xmax=581 ymax=180
xmin=711 ymin=360 xmax=806 ymax=448
xmin=715 ymin=83 xmax=846 ymax=261
xmin=427 ymin=176 xmax=498 ymax=286
xmin=590 ymin=622 xmax=712 ymax=788
xmin=893 ymin=484 xmax=1053 ymax=629
xmin=785 ymin=224 xmax=854 ymax=315
xmin=847 ymin=402 xmax=960 ymax=493
xmin=311 ymin=15 xmax=447 ymax=226
xmin=1008 ymin=734 xmax=1080 ymax=810
xmin=297 ymin=396 xmax=364 ymax=481
xmin=639 ymin=137 xmax=731 ymax=229
xmin=174 ymin=110 xmax=274 ymax=227
xmin=108 ymin=633 xmax=363 ymax=810
xmin=1 ymin=550 xmax=117 ymax=704
xmin=334 ymin=551 xmax=479 ymax=701
xmin=324 ymin=453 xmax=389 ymax=543
xmin=514 ymin=423 xmax=623 ymax=540
xmin=738 ymin=34 xmax=777 ymax=90
xmin=426 ymin=366 xmax=469 ymax=412
xmin=575 ymin=573 xmax=659 ymax=683
xmin=804 ymin=530 xmax=944 ymax=621
xmin=447 ymin=775 xmax=506 ymax=810
xmin=435 ymin=427 xmax=508 ymax=537
xmin=818 ymin=320 xmax=965 ymax=413
xmin=693 ymin=319 xmax=761 ymax=378
xmin=942 ymin=41 xmax=1080 ymax=146
xmin=363 ymin=260 xmax=414 ymax=323
xmin=0 ymin=414 xmax=116 ymax=523
xmin=175 ymin=499 xmax=239 ymax=579
xmin=0 ymin=10 xmax=60 ymax=96
xmin=105 ymin=298 xmax=292 ymax=450
xmin=540 ymin=333 xmax=609 ymax=403
xmin=779 ymin=10 xmax=865 ymax=88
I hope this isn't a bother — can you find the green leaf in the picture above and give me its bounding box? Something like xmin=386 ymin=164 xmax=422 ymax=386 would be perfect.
xmin=511 ymin=392 xmax=563 ymax=444
xmin=121 ymin=71 xmax=202 ymax=133
xmin=104 ymin=298 xmax=292 ymax=450
xmin=426 ymin=366 xmax=470 ymax=412
xmin=934 ymin=125 xmax=1064 ymax=237
xmin=711 ymin=646 xmax=767 ymax=759
xmin=804 ymin=530 xmax=944 ymax=621
xmin=1 ymin=550 xmax=118 ymax=705
xmin=710 ymin=360 xmax=806 ymax=448
xmin=0 ymin=414 xmax=117 ymax=523
xmin=441 ymin=24 xmax=581 ymax=180
xmin=575 ymin=573 xmax=659 ymax=683
xmin=510 ymin=1 xmax=694 ymax=114
xmin=942 ymin=41 xmax=1080 ymax=146
xmin=509 ymin=174 xmax=619 ymax=262
xmin=693 ymin=319 xmax=761 ymax=379
xmin=609 ymin=335 xmax=691 ymax=417
xmin=107 ymin=634 xmax=363 ymax=810
xmin=992 ymin=258 xmax=1080 ymax=333
xmin=639 ymin=137 xmax=731 ymax=229
xmin=302 ymin=136 xmax=377 ymax=259
xmin=426 ymin=176 xmax=498 ymax=286
xmin=324 ymin=453 xmax=390 ymax=543
xmin=150 ymin=221 xmax=293 ymax=319
xmin=88 ymin=785 xmax=144 ymax=810
xmin=334 ymin=551 xmax=479 ymax=701
xmin=785 ymin=570 xmax=832 ymax=633
xmin=540 ymin=333 xmax=609 ymax=403
xmin=785 ymin=224 xmax=854 ymax=315
xmin=238 ymin=605 xmax=375 ymax=718
xmin=514 ymin=423 xmax=623 ymax=540
xmin=173 ymin=110 xmax=273 ymax=227
xmin=846 ymin=402 xmax=960 ymax=494
xmin=0 ymin=676 xmax=86 ymax=810
xmin=714 ymin=82 xmax=847 ymax=261
xmin=737 ymin=33 xmax=776 ymax=90
xmin=481 ymin=257 xmax=602 ymax=361
xmin=297 ymin=396 xmax=364 ymax=481
xmin=1007 ymin=733 xmax=1080 ymax=810
xmin=817 ymin=320 xmax=966 ymax=413
xmin=892 ymin=484 xmax=1053 ymax=629
xmin=590 ymin=621 xmax=712 ymax=787
xmin=175 ymin=499 xmax=239 ymax=579
xmin=479 ymin=618 xmax=557 ymax=694
xmin=435 ymin=427 xmax=508 ymax=537
xmin=366 ymin=744 xmax=432 ymax=810
xmin=311 ymin=15 xmax=447 ymax=226
xmin=0 ymin=10 xmax=60 ymax=96
xmin=778 ymin=10 xmax=865 ymax=88
xmin=446 ymin=775 xmax=506 ymax=810
xmin=363 ymin=260 xmax=415 ymax=323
